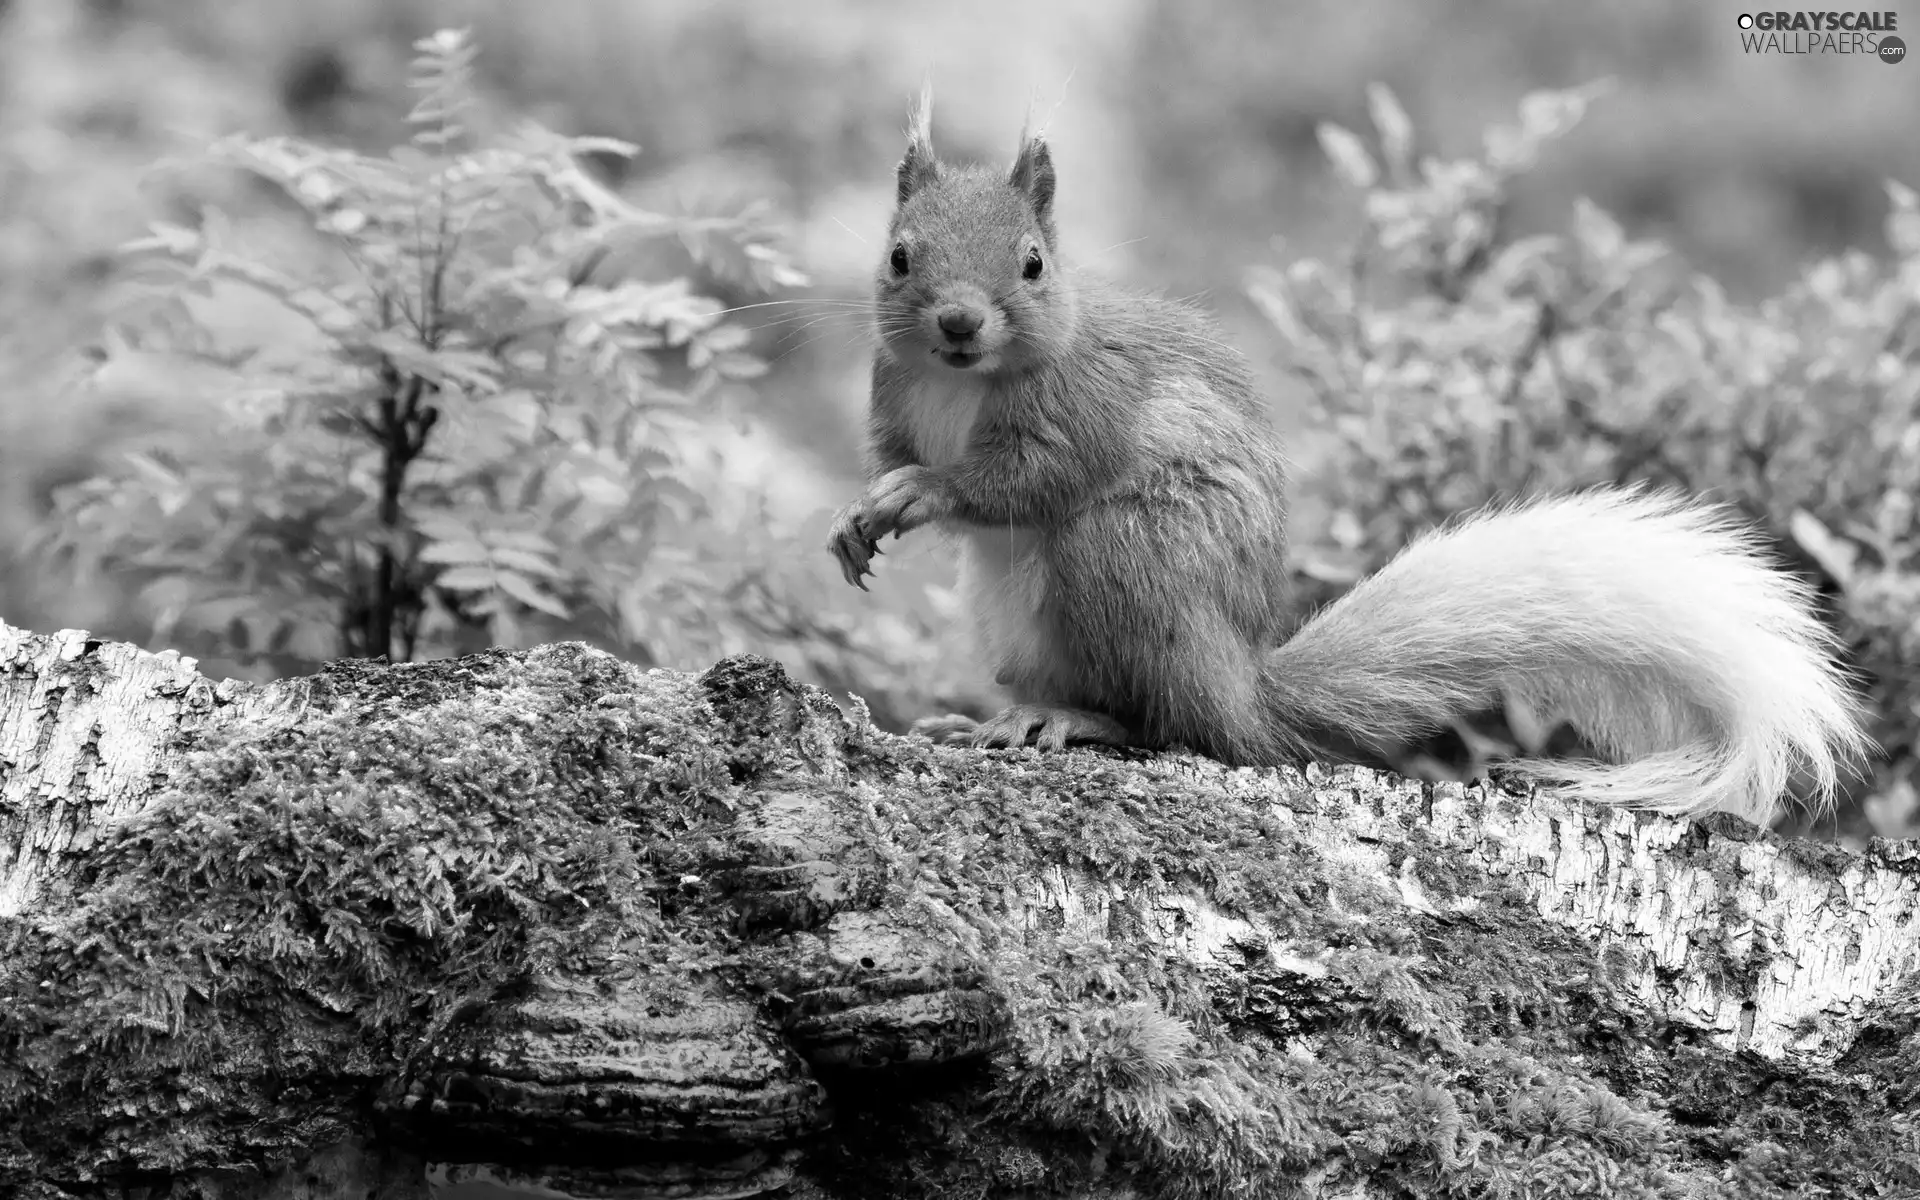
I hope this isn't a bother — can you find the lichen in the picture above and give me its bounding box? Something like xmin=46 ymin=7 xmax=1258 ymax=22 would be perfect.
xmin=802 ymin=677 xmax=1920 ymax=1199
xmin=1 ymin=649 xmax=1914 ymax=1199
xmin=0 ymin=644 xmax=739 ymax=1193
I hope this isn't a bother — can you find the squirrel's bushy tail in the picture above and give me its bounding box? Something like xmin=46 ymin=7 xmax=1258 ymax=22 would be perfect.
xmin=1262 ymin=488 xmax=1871 ymax=825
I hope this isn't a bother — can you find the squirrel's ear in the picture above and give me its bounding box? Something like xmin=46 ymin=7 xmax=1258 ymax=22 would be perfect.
xmin=1009 ymin=134 xmax=1057 ymax=231
xmin=896 ymin=85 xmax=939 ymax=205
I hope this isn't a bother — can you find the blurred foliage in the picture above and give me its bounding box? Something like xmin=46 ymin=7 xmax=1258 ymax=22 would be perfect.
xmin=1127 ymin=0 xmax=1920 ymax=305
xmin=102 ymin=0 xmax=897 ymax=189
xmin=1253 ymin=84 xmax=1920 ymax=842
xmin=36 ymin=28 xmax=805 ymax=671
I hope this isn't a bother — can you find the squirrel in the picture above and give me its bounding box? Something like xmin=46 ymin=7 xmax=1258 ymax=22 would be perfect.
xmin=825 ymin=95 xmax=1872 ymax=827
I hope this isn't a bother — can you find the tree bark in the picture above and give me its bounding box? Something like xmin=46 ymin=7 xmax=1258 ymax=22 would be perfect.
xmin=0 ymin=617 xmax=1915 ymax=1200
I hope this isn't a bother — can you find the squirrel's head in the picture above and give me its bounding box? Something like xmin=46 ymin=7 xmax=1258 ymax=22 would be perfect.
xmin=873 ymin=91 xmax=1076 ymax=377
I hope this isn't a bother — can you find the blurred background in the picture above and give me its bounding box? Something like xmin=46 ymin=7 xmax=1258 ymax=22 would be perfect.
xmin=3 ymin=0 xmax=1917 ymax=840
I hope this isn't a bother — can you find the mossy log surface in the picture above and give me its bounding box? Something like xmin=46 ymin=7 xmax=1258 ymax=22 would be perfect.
xmin=1 ymin=619 xmax=1916 ymax=1200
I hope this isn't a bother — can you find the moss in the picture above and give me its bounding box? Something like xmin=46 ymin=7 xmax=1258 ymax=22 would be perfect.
xmin=807 ymin=701 xmax=1916 ymax=1198
xmin=784 ymin=738 xmax=1668 ymax=1195
xmin=0 ymin=644 xmax=740 ymax=1192
xmin=2 ymin=650 xmax=1914 ymax=1199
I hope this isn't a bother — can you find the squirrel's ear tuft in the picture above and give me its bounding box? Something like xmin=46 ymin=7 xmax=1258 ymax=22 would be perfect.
xmin=897 ymin=84 xmax=939 ymax=205
xmin=1009 ymin=134 xmax=1057 ymax=232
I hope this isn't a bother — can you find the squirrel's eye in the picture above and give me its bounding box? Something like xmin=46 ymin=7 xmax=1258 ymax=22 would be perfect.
xmin=1022 ymin=248 xmax=1044 ymax=280
xmin=889 ymin=245 xmax=910 ymax=276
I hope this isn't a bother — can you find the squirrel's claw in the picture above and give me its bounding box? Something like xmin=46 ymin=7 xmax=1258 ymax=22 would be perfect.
xmin=827 ymin=469 xmax=949 ymax=590
xmin=972 ymin=707 xmax=1043 ymax=748
xmin=965 ymin=705 xmax=1130 ymax=752
xmin=826 ymin=505 xmax=881 ymax=590
xmin=910 ymin=713 xmax=980 ymax=743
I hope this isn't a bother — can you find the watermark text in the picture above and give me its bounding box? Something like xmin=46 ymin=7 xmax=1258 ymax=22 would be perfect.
xmin=1736 ymin=11 xmax=1905 ymax=59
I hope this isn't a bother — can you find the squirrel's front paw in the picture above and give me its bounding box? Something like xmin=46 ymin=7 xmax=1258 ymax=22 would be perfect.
xmin=861 ymin=466 xmax=953 ymax=542
xmin=826 ymin=468 xmax=954 ymax=590
xmin=827 ymin=501 xmax=882 ymax=590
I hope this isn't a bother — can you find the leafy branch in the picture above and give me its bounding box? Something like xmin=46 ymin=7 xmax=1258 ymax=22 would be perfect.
xmin=36 ymin=27 xmax=806 ymax=674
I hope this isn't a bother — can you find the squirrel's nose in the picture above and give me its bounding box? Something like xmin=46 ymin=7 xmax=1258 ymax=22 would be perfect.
xmin=937 ymin=309 xmax=984 ymax=340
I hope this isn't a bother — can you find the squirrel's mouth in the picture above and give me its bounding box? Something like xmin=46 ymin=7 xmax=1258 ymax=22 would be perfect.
xmin=938 ymin=350 xmax=984 ymax=369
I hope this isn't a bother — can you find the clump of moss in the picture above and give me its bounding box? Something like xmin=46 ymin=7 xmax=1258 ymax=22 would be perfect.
xmin=0 ymin=644 xmax=735 ymax=1190
xmin=815 ymin=730 xmax=1915 ymax=1198
xmin=785 ymin=742 xmax=1675 ymax=1196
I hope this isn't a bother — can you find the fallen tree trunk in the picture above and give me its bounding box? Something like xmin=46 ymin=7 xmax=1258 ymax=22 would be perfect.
xmin=0 ymin=618 xmax=1915 ymax=1199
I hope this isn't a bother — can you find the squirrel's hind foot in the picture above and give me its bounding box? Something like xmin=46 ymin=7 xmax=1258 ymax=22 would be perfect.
xmin=915 ymin=705 xmax=1129 ymax=753
xmin=911 ymin=713 xmax=983 ymax=743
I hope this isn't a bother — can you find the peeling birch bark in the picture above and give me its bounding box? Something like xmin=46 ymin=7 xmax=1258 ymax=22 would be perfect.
xmin=1 ymin=625 xmax=217 ymax=916
xmin=1 ymin=617 xmax=1914 ymax=1200
xmin=1180 ymin=760 xmax=1920 ymax=1064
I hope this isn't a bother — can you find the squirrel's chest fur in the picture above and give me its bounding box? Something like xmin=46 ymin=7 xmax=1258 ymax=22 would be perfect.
xmin=901 ymin=372 xmax=989 ymax=469
xmin=899 ymin=371 xmax=1052 ymax=691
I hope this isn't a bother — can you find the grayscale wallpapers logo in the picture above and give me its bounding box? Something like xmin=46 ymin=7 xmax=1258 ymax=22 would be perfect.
xmin=1735 ymin=11 xmax=1904 ymax=60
